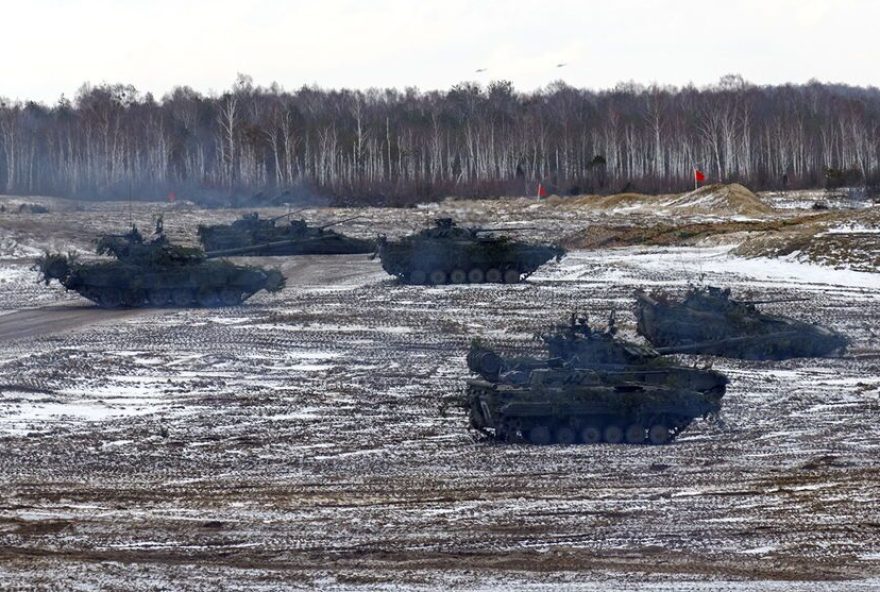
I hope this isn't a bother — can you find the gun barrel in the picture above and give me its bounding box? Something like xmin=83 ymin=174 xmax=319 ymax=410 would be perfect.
xmin=269 ymin=207 xmax=308 ymax=223
xmin=204 ymin=236 xmax=328 ymax=258
xmin=474 ymin=226 xmax=540 ymax=233
xmin=318 ymin=215 xmax=365 ymax=230
xmin=740 ymin=298 xmax=810 ymax=305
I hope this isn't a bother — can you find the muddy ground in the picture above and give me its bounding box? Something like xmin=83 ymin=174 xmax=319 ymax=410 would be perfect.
xmin=0 ymin=194 xmax=879 ymax=590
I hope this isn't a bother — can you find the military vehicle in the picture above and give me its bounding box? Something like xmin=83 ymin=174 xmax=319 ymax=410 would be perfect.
xmin=376 ymin=218 xmax=565 ymax=284
xmin=197 ymin=212 xmax=374 ymax=257
xmin=467 ymin=312 xmax=728 ymax=397
xmin=635 ymin=286 xmax=849 ymax=360
xmin=465 ymin=313 xmax=726 ymax=444
xmin=466 ymin=370 xmax=722 ymax=445
xmin=35 ymin=221 xmax=284 ymax=308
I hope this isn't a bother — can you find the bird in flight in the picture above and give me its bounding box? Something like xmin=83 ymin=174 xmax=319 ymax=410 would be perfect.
xmin=556 ymin=63 xmax=567 ymax=68
xmin=475 ymin=68 xmax=487 ymax=73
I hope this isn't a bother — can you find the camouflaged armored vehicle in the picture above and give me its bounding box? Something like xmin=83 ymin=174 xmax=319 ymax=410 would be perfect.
xmin=467 ymin=313 xmax=728 ymax=397
xmin=466 ymin=369 xmax=721 ymax=445
xmin=635 ymin=286 xmax=848 ymax=360
xmin=376 ymin=218 xmax=565 ymax=284
xmin=197 ymin=212 xmax=374 ymax=257
xmin=465 ymin=313 xmax=726 ymax=445
xmin=36 ymin=221 xmax=284 ymax=308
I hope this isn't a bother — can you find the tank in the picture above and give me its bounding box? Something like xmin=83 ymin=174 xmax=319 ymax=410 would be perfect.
xmin=35 ymin=222 xmax=285 ymax=308
xmin=466 ymin=370 xmax=722 ymax=445
xmin=635 ymin=286 xmax=849 ymax=360
xmin=197 ymin=212 xmax=374 ymax=256
xmin=467 ymin=312 xmax=728 ymax=397
xmin=376 ymin=218 xmax=565 ymax=284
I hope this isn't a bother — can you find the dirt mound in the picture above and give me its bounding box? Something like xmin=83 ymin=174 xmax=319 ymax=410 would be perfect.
xmin=563 ymin=213 xmax=834 ymax=250
xmin=558 ymin=183 xmax=773 ymax=217
xmin=665 ymin=183 xmax=773 ymax=216
xmin=735 ymin=207 xmax=880 ymax=271
xmin=560 ymin=192 xmax=665 ymax=209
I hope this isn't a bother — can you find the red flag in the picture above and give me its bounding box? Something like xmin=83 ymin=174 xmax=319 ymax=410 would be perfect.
xmin=537 ymin=183 xmax=548 ymax=199
xmin=694 ymin=169 xmax=706 ymax=183
xmin=167 ymin=191 xmax=177 ymax=203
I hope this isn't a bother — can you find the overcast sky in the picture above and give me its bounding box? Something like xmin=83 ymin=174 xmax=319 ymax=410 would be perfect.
xmin=1 ymin=0 xmax=878 ymax=104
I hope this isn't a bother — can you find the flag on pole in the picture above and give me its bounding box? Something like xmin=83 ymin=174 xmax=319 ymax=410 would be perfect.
xmin=167 ymin=191 xmax=177 ymax=203
xmin=694 ymin=169 xmax=706 ymax=183
xmin=537 ymin=183 xmax=548 ymax=199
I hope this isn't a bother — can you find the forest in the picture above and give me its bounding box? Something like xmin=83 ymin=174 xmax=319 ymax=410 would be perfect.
xmin=1 ymin=74 xmax=878 ymax=206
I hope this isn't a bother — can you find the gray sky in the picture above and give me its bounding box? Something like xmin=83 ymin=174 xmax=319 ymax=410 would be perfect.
xmin=1 ymin=0 xmax=877 ymax=104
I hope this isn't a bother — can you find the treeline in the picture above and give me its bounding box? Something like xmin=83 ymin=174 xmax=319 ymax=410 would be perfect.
xmin=1 ymin=74 xmax=879 ymax=206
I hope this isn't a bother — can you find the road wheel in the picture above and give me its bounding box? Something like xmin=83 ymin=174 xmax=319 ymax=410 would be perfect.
xmin=449 ymin=269 xmax=467 ymax=284
xmin=503 ymin=269 xmax=521 ymax=283
xmin=219 ymin=287 xmax=242 ymax=306
xmin=429 ymin=269 xmax=447 ymax=285
xmin=485 ymin=268 xmax=502 ymax=283
xmin=580 ymin=425 xmax=602 ymax=444
xmin=603 ymin=425 xmax=624 ymax=444
xmin=148 ymin=289 xmax=171 ymax=307
xmin=467 ymin=268 xmax=485 ymax=283
xmin=409 ymin=269 xmax=427 ymax=285
xmin=625 ymin=423 xmax=646 ymax=444
xmin=172 ymin=288 xmax=194 ymax=307
xmin=554 ymin=426 xmax=577 ymax=445
xmin=197 ymin=290 xmax=221 ymax=307
xmin=495 ymin=419 xmax=517 ymax=442
xmin=648 ymin=423 xmax=670 ymax=445
xmin=123 ymin=290 xmax=145 ymax=307
xmin=527 ymin=424 xmax=551 ymax=445
xmin=97 ymin=289 xmax=121 ymax=308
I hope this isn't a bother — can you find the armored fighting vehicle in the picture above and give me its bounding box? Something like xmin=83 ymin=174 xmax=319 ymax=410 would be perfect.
xmin=376 ymin=218 xmax=565 ymax=284
xmin=464 ymin=313 xmax=726 ymax=444
xmin=467 ymin=313 xmax=728 ymax=397
xmin=197 ymin=212 xmax=374 ymax=257
xmin=466 ymin=370 xmax=721 ymax=445
xmin=635 ymin=286 xmax=849 ymax=360
xmin=35 ymin=222 xmax=285 ymax=308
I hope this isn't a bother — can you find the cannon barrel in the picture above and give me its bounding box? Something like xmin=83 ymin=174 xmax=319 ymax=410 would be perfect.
xmin=737 ymin=298 xmax=811 ymax=306
xmin=316 ymin=215 xmax=365 ymax=230
xmin=473 ymin=226 xmax=540 ymax=233
xmin=267 ymin=208 xmax=309 ymax=223
xmin=204 ymin=236 xmax=332 ymax=258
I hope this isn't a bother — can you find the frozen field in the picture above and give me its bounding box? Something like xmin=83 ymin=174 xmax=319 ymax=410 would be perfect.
xmin=0 ymin=197 xmax=879 ymax=590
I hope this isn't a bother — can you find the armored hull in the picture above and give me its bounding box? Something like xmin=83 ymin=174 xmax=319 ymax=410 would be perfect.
xmin=198 ymin=213 xmax=374 ymax=256
xmin=36 ymin=225 xmax=285 ymax=308
xmin=636 ymin=287 xmax=848 ymax=360
xmin=466 ymin=370 xmax=721 ymax=445
xmin=377 ymin=218 xmax=565 ymax=285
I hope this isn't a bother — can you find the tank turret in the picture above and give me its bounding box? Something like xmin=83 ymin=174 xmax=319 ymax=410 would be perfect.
xmin=635 ymin=286 xmax=849 ymax=360
xmin=376 ymin=218 xmax=565 ymax=284
xmin=35 ymin=220 xmax=285 ymax=308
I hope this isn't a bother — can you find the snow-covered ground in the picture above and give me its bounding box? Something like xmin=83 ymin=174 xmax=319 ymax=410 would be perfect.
xmin=0 ymin=198 xmax=879 ymax=590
